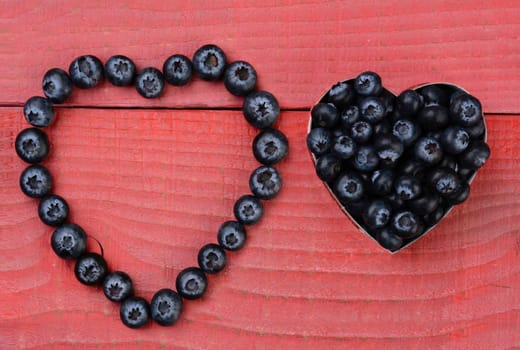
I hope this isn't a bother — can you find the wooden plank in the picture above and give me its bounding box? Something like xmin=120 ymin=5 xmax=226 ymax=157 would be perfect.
xmin=0 ymin=1 xmax=518 ymax=113
xmin=0 ymin=108 xmax=519 ymax=349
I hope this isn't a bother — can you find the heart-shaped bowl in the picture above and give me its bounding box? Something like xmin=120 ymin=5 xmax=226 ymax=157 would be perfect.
xmin=307 ymin=75 xmax=489 ymax=253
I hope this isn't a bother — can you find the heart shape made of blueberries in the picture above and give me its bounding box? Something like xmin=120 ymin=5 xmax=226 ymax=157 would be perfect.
xmin=306 ymin=72 xmax=490 ymax=252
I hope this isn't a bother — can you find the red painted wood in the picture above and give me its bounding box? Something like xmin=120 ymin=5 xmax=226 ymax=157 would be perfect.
xmin=1 ymin=107 xmax=519 ymax=349
xmin=1 ymin=1 xmax=520 ymax=349
xmin=0 ymin=1 xmax=519 ymax=112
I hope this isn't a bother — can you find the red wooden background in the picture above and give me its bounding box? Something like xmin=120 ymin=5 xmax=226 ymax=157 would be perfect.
xmin=1 ymin=1 xmax=520 ymax=349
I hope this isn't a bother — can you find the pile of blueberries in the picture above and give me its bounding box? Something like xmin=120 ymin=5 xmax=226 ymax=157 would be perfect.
xmin=307 ymin=72 xmax=490 ymax=252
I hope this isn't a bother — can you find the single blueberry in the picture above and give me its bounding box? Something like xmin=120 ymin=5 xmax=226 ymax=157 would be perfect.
xmin=252 ymin=128 xmax=288 ymax=165
xmin=163 ymin=54 xmax=192 ymax=86
xmin=249 ymin=165 xmax=282 ymax=200
xmin=233 ymin=194 xmax=263 ymax=225
xmin=192 ymin=44 xmax=227 ymax=81
xmin=242 ymin=91 xmax=280 ymax=129
xmin=198 ymin=243 xmax=227 ymax=274
xmin=176 ymin=267 xmax=208 ymax=300
xmin=38 ymin=194 xmax=69 ymax=226
xmin=69 ymin=55 xmax=104 ymax=89
xmin=150 ymin=288 xmax=183 ymax=326
xmin=42 ymin=68 xmax=73 ymax=104
xmin=51 ymin=223 xmax=87 ymax=260
xmin=19 ymin=164 xmax=53 ymax=198
xmin=74 ymin=252 xmax=108 ymax=286
xmin=103 ymin=271 xmax=134 ymax=302
xmin=15 ymin=128 xmax=50 ymax=164
xmin=105 ymin=55 xmax=136 ymax=86
xmin=120 ymin=296 xmax=150 ymax=329
xmin=224 ymin=60 xmax=257 ymax=96
xmin=217 ymin=221 xmax=247 ymax=251
xmin=135 ymin=67 xmax=165 ymax=99
xmin=23 ymin=96 xmax=55 ymax=127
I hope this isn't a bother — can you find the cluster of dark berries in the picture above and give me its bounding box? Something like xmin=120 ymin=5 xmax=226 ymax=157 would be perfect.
xmin=307 ymin=71 xmax=490 ymax=252
xmin=16 ymin=44 xmax=288 ymax=328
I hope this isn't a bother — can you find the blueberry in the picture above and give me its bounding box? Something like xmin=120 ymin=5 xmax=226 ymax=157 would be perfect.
xmin=331 ymin=134 xmax=356 ymax=160
xmin=414 ymin=136 xmax=443 ymax=165
xmin=446 ymin=179 xmax=470 ymax=205
xmin=38 ymin=194 xmax=69 ymax=226
xmin=135 ymin=67 xmax=165 ymax=99
xmin=311 ymin=103 xmax=339 ymax=128
xmin=391 ymin=210 xmax=423 ymax=239
xmin=198 ymin=243 xmax=227 ymax=274
xmin=449 ymin=89 xmax=467 ymax=105
xmin=333 ymin=171 xmax=365 ymax=203
xmin=362 ymin=199 xmax=392 ymax=229
xmin=368 ymin=168 xmax=395 ymax=196
xmin=449 ymin=93 xmax=482 ymax=126
xmin=104 ymin=55 xmax=136 ymax=86
xmin=23 ymin=96 xmax=55 ymax=127
xmin=374 ymin=134 xmax=404 ymax=166
xmin=51 ymin=223 xmax=87 ymax=259
xmin=224 ymin=61 xmax=257 ymax=96
xmin=249 ymin=165 xmax=282 ymax=200
xmin=396 ymin=89 xmax=423 ymax=118
xmin=400 ymin=159 xmax=426 ymax=178
xmin=429 ymin=168 xmax=462 ymax=198
xmin=19 ymin=164 xmax=52 ymax=198
xmin=438 ymin=154 xmax=458 ymax=171
xmin=465 ymin=118 xmax=486 ymax=139
xmin=354 ymin=71 xmax=382 ymax=96
xmin=74 ymin=252 xmax=108 ymax=286
xmin=457 ymin=140 xmax=490 ymax=169
xmin=440 ymin=126 xmax=470 ymax=155
xmin=373 ymin=120 xmax=391 ymax=136
xmin=394 ymin=175 xmax=422 ymax=201
xmin=376 ymin=227 xmax=403 ymax=251
xmin=351 ymin=145 xmax=379 ymax=172
xmin=15 ymin=127 xmax=50 ymax=164
xmin=192 ymin=44 xmax=227 ymax=81
xmin=315 ymin=153 xmax=342 ymax=182
xmin=408 ymin=193 xmax=440 ymax=216
xmin=380 ymin=89 xmax=396 ymax=115
xmin=233 ymin=194 xmax=263 ymax=225
xmin=252 ymin=128 xmax=288 ymax=165
xmin=343 ymin=197 xmax=369 ymax=219
xmin=418 ymin=85 xmax=449 ymax=107
xmin=350 ymin=120 xmax=373 ymax=144
xmin=458 ymin=167 xmax=476 ymax=181
xmin=176 ymin=267 xmax=207 ymax=300
xmin=387 ymin=191 xmax=405 ymax=210
xmin=103 ymin=271 xmax=134 ymax=302
xmin=306 ymin=127 xmax=332 ymax=156
xmin=423 ymin=206 xmax=445 ymax=227
xmin=242 ymin=91 xmax=280 ymax=129
xmin=217 ymin=221 xmax=247 ymax=251
xmin=150 ymin=288 xmax=183 ymax=326
xmin=392 ymin=119 xmax=421 ymax=146
xmin=339 ymin=105 xmax=360 ymax=128
xmin=163 ymin=54 xmax=192 ymax=86
xmin=69 ymin=55 xmax=104 ymax=89
xmin=325 ymin=81 xmax=355 ymax=108
xmin=120 ymin=296 xmax=150 ymax=329
xmin=417 ymin=105 xmax=449 ymax=130
xmin=358 ymin=96 xmax=386 ymax=124
xmin=42 ymin=68 xmax=73 ymax=104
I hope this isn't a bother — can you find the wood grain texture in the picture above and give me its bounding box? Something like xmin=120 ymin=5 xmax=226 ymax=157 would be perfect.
xmin=1 ymin=1 xmax=520 ymax=349
xmin=0 ymin=1 xmax=519 ymax=112
xmin=1 ymin=107 xmax=519 ymax=349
